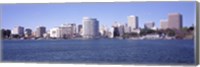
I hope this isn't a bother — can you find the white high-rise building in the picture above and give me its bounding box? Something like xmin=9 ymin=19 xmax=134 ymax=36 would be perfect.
xmin=82 ymin=17 xmax=99 ymax=39
xmin=128 ymin=15 xmax=138 ymax=31
xmin=50 ymin=23 xmax=76 ymax=38
xmin=12 ymin=26 xmax=24 ymax=37
xmin=50 ymin=27 xmax=60 ymax=38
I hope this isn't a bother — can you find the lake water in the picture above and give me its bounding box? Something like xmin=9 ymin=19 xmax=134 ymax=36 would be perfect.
xmin=2 ymin=39 xmax=195 ymax=65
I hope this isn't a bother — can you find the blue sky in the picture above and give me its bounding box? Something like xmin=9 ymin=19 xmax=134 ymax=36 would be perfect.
xmin=1 ymin=2 xmax=196 ymax=31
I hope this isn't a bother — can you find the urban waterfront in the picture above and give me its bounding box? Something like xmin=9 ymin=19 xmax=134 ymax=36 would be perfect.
xmin=2 ymin=39 xmax=194 ymax=64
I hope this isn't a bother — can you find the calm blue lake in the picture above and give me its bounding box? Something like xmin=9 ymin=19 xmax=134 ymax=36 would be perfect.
xmin=2 ymin=39 xmax=195 ymax=65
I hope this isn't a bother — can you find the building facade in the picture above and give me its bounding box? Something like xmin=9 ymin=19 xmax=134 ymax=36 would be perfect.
xmin=128 ymin=15 xmax=138 ymax=31
xmin=50 ymin=23 xmax=76 ymax=38
xmin=82 ymin=17 xmax=99 ymax=39
xmin=35 ymin=26 xmax=46 ymax=38
xmin=124 ymin=23 xmax=131 ymax=33
xmin=160 ymin=19 xmax=168 ymax=29
xmin=50 ymin=27 xmax=60 ymax=38
xmin=12 ymin=26 xmax=24 ymax=37
xmin=77 ymin=24 xmax=83 ymax=35
xmin=168 ymin=13 xmax=182 ymax=29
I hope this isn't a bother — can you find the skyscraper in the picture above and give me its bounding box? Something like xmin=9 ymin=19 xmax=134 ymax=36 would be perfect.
xmin=82 ymin=17 xmax=99 ymax=39
xmin=12 ymin=26 xmax=24 ymax=37
xmin=160 ymin=19 xmax=168 ymax=29
xmin=168 ymin=13 xmax=182 ymax=29
xmin=78 ymin=24 xmax=83 ymax=35
xmin=69 ymin=23 xmax=76 ymax=35
xmin=35 ymin=26 xmax=46 ymax=37
xmin=128 ymin=15 xmax=138 ymax=31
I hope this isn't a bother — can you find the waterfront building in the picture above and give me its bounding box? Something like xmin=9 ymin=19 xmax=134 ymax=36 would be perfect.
xmin=50 ymin=27 xmax=60 ymax=38
xmin=118 ymin=25 xmax=124 ymax=36
xmin=100 ymin=25 xmax=112 ymax=38
xmin=109 ymin=27 xmax=115 ymax=38
xmin=78 ymin=24 xmax=83 ymax=35
xmin=144 ymin=21 xmax=155 ymax=29
xmin=131 ymin=29 xmax=141 ymax=34
xmin=65 ymin=23 xmax=76 ymax=35
xmin=160 ymin=19 xmax=168 ymax=30
xmin=100 ymin=25 xmax=106 ymax=37
xmin=61 ymin=23 xmax=76 ymax=38
xmin=168 ymin=13 xmax=182 ymax=29
xmin=12 ymin=26 xmax=24 ymax=37
xmin=128 ymin=15 xmax=138 ymax=32
xmin=124 ymin=23 xmax=131 ymax=33
xmin=111 ymin=22 xmax=124 ymax=37
xmin=25 ymin=28 xmax=32 ymax=37
xmin=1 ymin=29 xmax=11 ymax=38
xmin=43 ymin=32 xmax=50 ymax=38
xmin=142 ymin=34 xmax=160 ymax=39
xmin=50 ymin=23 xmax=76 ymax=38
xmin=113 ymin=27 xmax=120 ymax=37
xmin=82 ymin=17 xmax=100 ymax=39
xmin=35 ymin=26 xmax=46 ymax=38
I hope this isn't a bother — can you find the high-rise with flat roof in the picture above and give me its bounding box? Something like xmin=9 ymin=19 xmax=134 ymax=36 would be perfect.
xmin=168 ymin=13 xmax=182 ymax=29
xmin=128 ymin=15 xmax=138 ymax=31
xmin=12 ymin=26 xmax=24 ymax=37
xmin=82 ymin=17 xmax=99 ymax=39
xmin=78 ymin=24 xmax=83 ymax=35
xmin=35 ymin=26 xmax=46 ymax=37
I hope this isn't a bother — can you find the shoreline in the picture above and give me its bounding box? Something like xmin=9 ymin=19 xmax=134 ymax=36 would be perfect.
xmin=2 ymin=38 xmax=194 ymax=41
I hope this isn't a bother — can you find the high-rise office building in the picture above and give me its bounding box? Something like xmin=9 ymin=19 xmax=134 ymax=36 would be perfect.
xmin=160 ymin=19 xmax=168 ymax=29
xmin=35 ymin=26 xmax=46 ymax=37
xmin=128 ymin=15 xmax=138 ymax=31
xmin=12 ymin=26 xmax=24 ymax=37
xmin=78 ymin=24 xmax=83 ymax=35
xmin=60 ymin=23 xmax=76 ymax=38
xmin=82 ymin=17 xmax=99 ymax=39
xmin=124 ymin=23 xmax=131 ymax=33
xmin=118 ymin=25 xmax=124 ymax=36
xmin=168 ymin=13 xmax=182 ymax=29
xmin=111 ymin=22 xmax=124 ymax=37
xmin=25 ymin=28 xmax=32 ymax=37
xmin=144 ymin=21 xmax=155 ymax=29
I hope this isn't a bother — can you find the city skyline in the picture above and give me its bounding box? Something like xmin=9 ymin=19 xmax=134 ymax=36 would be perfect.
xmin=1 ymin=2 xmax=196 ymax=30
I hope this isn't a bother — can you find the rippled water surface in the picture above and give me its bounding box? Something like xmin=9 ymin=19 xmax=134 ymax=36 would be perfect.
xmin=2 ymin=39 xmax=195 ymax=64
